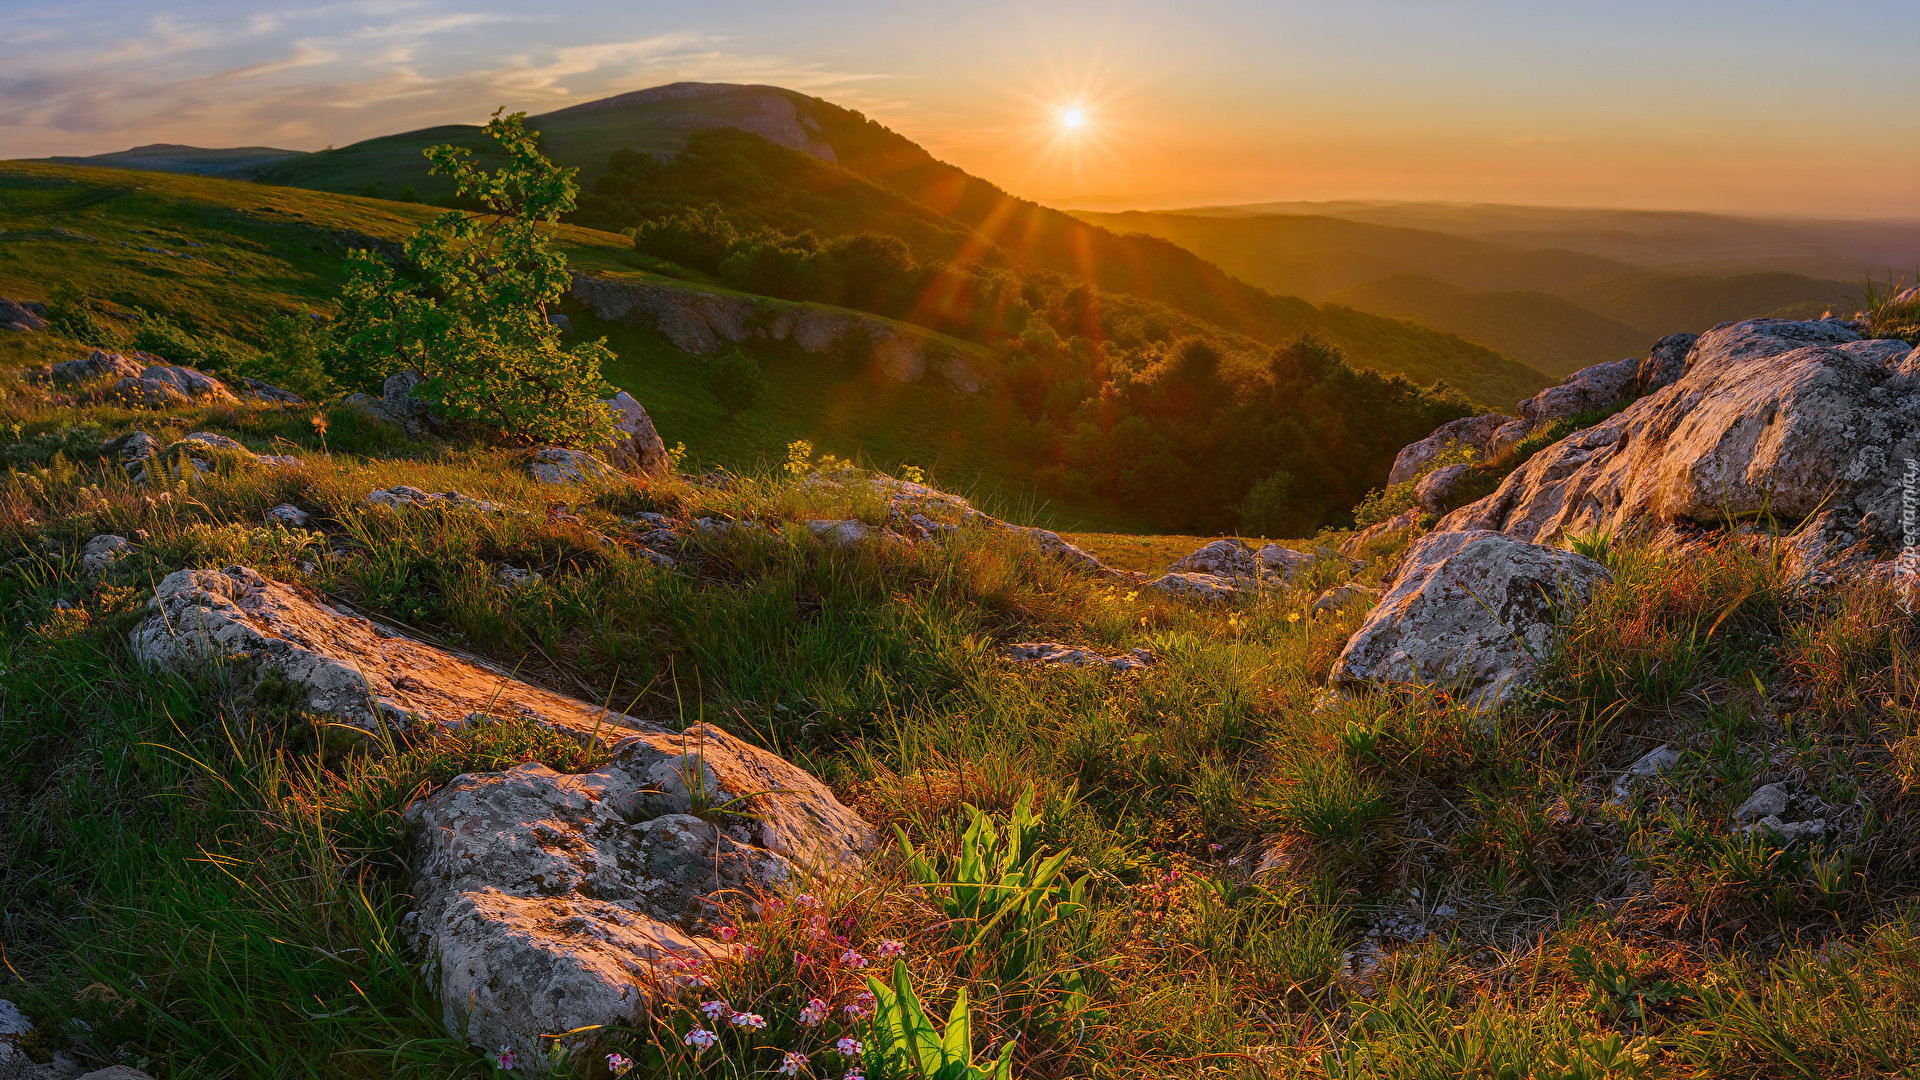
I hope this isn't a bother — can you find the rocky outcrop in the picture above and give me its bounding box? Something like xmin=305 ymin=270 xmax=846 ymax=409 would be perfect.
xmin=1415 ymin=463 xmax=1475 ymax=514
xmin=1008 ymin=642 xmax=1154 ymax=673
xmin=344 ymin=370 xmax=439 ymax=437
xmin=1169 ymin=539 xmax=1256 ymax=578
xmin=140 ymin=364 xmax=236 ymax=403
xmin=570 ymin=273 xmax=991 ymax=393
xmin=37 ymin=349 xmax=145 ymax=385
xmin=1635 ymin=333 xmax=1698 ymax=395
xmin=1388 ymin=413 xmax=1512 ymax=485
xmin=1144 ymin=572 xmax=1242 ymax=603
xmin=1435 ymin=319 xmax=1919 ymax=546
xmin=1340 ymin=510 xmax=1423 ymax=560
xmin=363 ymin=486 xmax=514 ymax=515
xmin=80 ymin=534 xmax=131 ymax=572
xmin=1330 ymin=530 xmax=1611 ymax=710
xmin=130 ymin=566 xmax=643 ymax=744
xmin=1730 ymin=782 xmax=1830 ymax=844
xmin=407 ymin=723 xmax=874 ymax=1069
xmin=597 ymin=391 xmax=671 ymax=477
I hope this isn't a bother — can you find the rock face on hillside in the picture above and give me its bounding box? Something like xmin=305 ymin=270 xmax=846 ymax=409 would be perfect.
xmin=1389 ymin=413 xmax=1512 ymax=485
xmin=1330 ymin=530 xmax=1611 ymax=710
xmin=1436 ymin=319 xmax=1920 ymax=545
xmin=570 ymin=273 xmax=990 ymax=393
xmin=130 ymin=566 xmax=644 ymax=744
xmin=408 ymin=724 xmax=873 ymax=1070
xmin=0 ymin=299 xmax=48 ymax=333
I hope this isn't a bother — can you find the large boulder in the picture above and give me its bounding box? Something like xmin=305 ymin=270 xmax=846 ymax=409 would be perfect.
xmin=527 ymin=447 xmax=624 ymax=485
xmin=407 ymin=724 xmax=874 ymax=1070
xmin=42 ymin=349 xmax=144 ymax=385
xmin=597 ymin=391 xmax=671 ymax=476
xmin=1388 ymin=413 xmax=1513 ymax=485
xmin=0 ymin=299 xmax=47 ymax=333
xmin=129 ymin=566 xmax=644 ymax=744
xmin=1330 ymin=530 xmax=1611 ymax=710
xmin=1415 ymin=463 xmax=1475 ymax=514
xmin=139 ymin=363 xmax=237 ymax=403
xmin=1437 ymin=318 xmax=1917 ymax=545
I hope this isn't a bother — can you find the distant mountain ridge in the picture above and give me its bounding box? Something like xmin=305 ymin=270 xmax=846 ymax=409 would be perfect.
xmin=35 ymin=142 xmax=307 ymax=178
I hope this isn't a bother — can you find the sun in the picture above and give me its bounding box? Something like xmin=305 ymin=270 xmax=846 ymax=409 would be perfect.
xmin=1060 ymin=108 xmax=1086 ymax=130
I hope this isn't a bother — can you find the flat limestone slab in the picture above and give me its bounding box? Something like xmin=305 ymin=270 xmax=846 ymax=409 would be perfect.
xmin=130 ymin=566 xmax=645 ymax=744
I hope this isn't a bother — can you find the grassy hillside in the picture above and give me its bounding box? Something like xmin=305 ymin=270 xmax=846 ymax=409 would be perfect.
xmin=0 ymin=161 xmax=1145 ymax=532
xmin=35 ymin=143 xmax=308 ymax=178
xmin=1330 ymin=274 xmax=1653 ymax=376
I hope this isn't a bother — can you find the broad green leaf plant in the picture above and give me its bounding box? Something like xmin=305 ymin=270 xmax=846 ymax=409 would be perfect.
xmin=328 ymin=109 xmax=618 ymax=447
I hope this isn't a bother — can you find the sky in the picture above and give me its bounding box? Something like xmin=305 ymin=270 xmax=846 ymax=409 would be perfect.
xmin=5 ymin=0 xmax=1919 ymax=219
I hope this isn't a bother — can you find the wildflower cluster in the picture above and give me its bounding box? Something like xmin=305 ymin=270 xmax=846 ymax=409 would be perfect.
xmin=634 ymin=891 xmax=908 ymax=1079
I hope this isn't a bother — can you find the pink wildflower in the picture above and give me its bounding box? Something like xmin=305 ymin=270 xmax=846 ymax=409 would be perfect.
xmin=607 ymin=1052 xmax=635 ymax=1076
xmin=796 ymin=893 xmax=823 ymax=908
xmin=836 ymin=1037 xmax=864 ymax=1058
xmin=799 ymin=997 xmax=829 ymax=1026
xmin=700 ymin=999 xmax=729 ymax=1020
xmin=839 ymin=949 xmax=868 ymax=969
xmin=684 ymin=1026 xmax=717 ymax=1052
xmin=779 ymin=1050 xmax=810 ymax=1076
xmin=729 ymin=1011 xmax=767 ymax=1029
xmin=875 ymin=939 xmax=904 ymax=959
xmin=795 ymin=951 xmax=810 ymax=968
xmin=496 ymin=1046 xmax=517 ymax=1069
xmin=715 ymin=925 xmax=738 ymax=941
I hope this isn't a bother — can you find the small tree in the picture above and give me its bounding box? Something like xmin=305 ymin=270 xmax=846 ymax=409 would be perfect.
xmin=325 ymin=109 xmax=616 ymax=446
xmin=707 ymin=350 xmax=765 ymax=420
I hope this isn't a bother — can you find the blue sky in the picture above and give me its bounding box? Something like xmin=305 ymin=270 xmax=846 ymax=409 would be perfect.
xmin=5 ymin=0 xmax=1918 ymax=216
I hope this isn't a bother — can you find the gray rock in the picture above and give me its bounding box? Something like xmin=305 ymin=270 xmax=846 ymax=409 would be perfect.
xmin=407 ymin=724 xmax=874 ymax=1070
xmin=0 ymin=299 xmax=48 ymax=333
xmin=139 ymin=364 xmax=235 ymax=402
xmin=1780 ymin=506 xmax=1875 ymax=588
xmin=45 ymin=349 xmax=144 ymax=385
xmin=1835 ymin=338 xmax=1914 ymax=366
xmin=1636 ymin=333 xmax=1698 ymax=395
xmin=107 ymin=376 xmax=190 ymax=409
xmin=596 ymin=391 xmax=671 ymax=477
xmin=1517 ymin=357 xmax=1642 ymax=425
xmin=1388 ymin=413 xmax=1512 ymax=486
xmin=1168 ymin=538 xmax=1256 ymax=578
xmin=1003 ymin=524 xmax=1111 ymax=575
xmin=264 ymin=504 xmax=311 ymax=528
xmin=235 ymin=376 xmax=305 ymax=405
xmin=79 ymin=534 xmax=131 ymax=572
xmin=1732 ymin=783 xmax=1791 ymax=824
xmin=130 ymin=566 xmax=642 ymax=743
xmin=381 ymin=369 xmax=432 ymax=420
xmin=547 ymin=312 xmax=572 ymax=332
xmin=1608 ymin=744 xmax=1681 ymax=806
xmin=1330 ymin=530 xmax=1611 ymax=710
xmin=806 ymin=518 xmax=890 ymax=548
xmin=496 ymin=565 xmax=542 ymax=590
xmin=363 ymin=486 xmax=512 ymax=515
xmin=1144 ymin=572 xmax=1242 ymax=604
xmin=110 ymin=431 xmax=162 ymax=464
xmin=1415 ymin=463 xmax=1475 ymax=514
xmin=1008 ymin=642 xmax=1154 ymax=674
xmin=1436 ymin=318 xmax=1916 ymax=546
xmin=1255 ymin=543 xmax=1312 ymax=583
xmin=527 ymin=447 xmax=624 ymax=485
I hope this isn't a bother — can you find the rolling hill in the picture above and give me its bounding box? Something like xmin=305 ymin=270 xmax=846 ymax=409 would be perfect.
xmin=1077 ymin=207 xmax=1863 ymax=374
xmin=35 ymin=83 xmax=1551 ymax=409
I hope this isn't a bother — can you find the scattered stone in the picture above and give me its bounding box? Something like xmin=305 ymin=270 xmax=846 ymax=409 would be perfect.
xmin=106 ymin=430 xmax=162 ymax=465
xmin=0 ymin=299 xmax=48 ymax=333
xmin=264 ymin=499 xmax=309 ymax=526
xmin=175 ymin=431 xmax=251 ymax=457
xmin=1730 ymin=782 xmax=1832 ymax=844
xmin=527 ymin=446 xmax=624 ymax=485
xmin=1330 ymin=530 xmax=1611 ymax=710
xmin=407 ymin=724 xmax=874 ymax=1069
xmin=139 ymin=364 xmax=236 ymax=403
xmin=79 ymin=534 xmax=132 ymax=572
xmin=634 ymin=547 xmax=677 ymax=572
xmin=1008 ymin=642 xmax=1155 ymax=674
xmin=496 ymin=565 xmax=542 ymax=590
xmin=806 ymin=518 xmax=893 ymax=548
xmin=130 ymin=566 xmax=644 ymax=743
xmin=1143 ymin=572 xmax=1242 ymax=604
xmin=363 ymin=487 xmax=511 ymax=515
xmin=596 ymin=391 xmax=672 ymax=477
xmin=1732 ymin=783 xmax=1791 ymax=824
xmin=1255 ymin=543 xmax=1312 ymax=582
xmin=899 ymin=513 xmax=960 ymax=542
xmin=1168 ymin=538 xmax=1256 ymax=578
xmin=107 ymin=376 xmax=190 ymax=409
xmin=1003 ymin=524 xmax=1111 ymax=575
xmin=1608 ymin=744 xmax=1681 ymax=806
xmin=39 ymin=349 xmax=145 ymax=385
